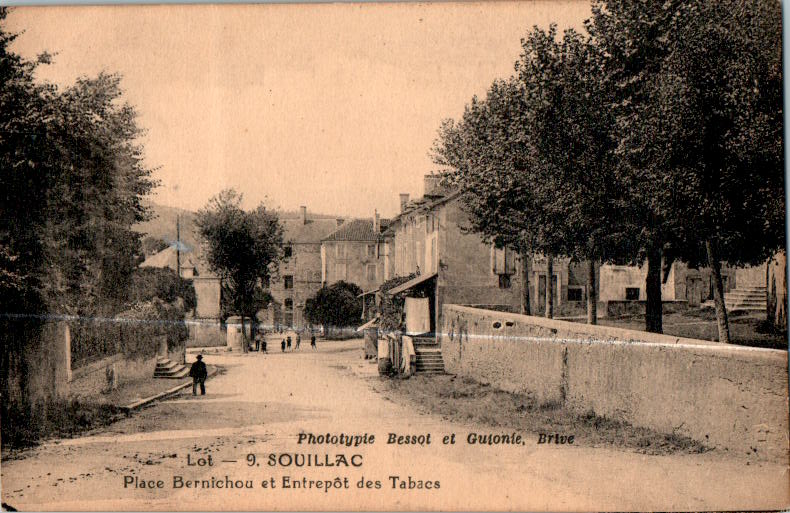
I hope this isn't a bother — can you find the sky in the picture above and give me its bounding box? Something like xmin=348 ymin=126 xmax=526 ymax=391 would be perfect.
xmin=7 ymin=1 xmax=589 ymax=218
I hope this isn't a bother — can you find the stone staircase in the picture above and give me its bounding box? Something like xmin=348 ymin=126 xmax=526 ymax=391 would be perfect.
xmin=703 ymin=286 xmax=766 ymax=313
xmin=154 ymin=356 xmax=190 ymax=379
xmin=412 ymin=335 xmax=444 ymax=375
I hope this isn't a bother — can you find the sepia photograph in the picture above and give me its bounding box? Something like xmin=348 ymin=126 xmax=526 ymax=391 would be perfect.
xmin=0 ymin=1 xmax=787 ymax=511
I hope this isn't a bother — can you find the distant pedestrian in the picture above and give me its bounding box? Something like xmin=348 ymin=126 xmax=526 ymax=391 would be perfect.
xmin=281 ymin=339 xmax=286 ymax=352
xmin=296 ymin=333 xmax=301 ymax=350
xmin=287 ymin=336 xmax=292 ymax=351
xmin=189 ymin=355 xmax=208 ymax=396
xmin=310 ymin=334 xmax=316 ymax=349
xmin=261 ymin=339 xmax=267 ymax=353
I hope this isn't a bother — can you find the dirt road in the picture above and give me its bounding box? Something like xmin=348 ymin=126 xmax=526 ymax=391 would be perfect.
xmin=2 ymin=340 xmax=787 ymax=511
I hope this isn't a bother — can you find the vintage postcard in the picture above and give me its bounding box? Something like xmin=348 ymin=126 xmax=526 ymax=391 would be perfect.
xmin=1 ymin=1 xmax=788 ymax=511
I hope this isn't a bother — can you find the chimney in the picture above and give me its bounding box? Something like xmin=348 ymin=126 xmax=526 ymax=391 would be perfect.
xmin=300 ymin=205 xmax=307 ymax=225
xmin=373 ymin=209 xmax=380 ymax=233
xmin=336 ymin=218 xmax=344 ymax=227
xmin=424 ymin=174 xmax=442 ymax=196
xmin=399 ymin=193 xmax=410 ymax=213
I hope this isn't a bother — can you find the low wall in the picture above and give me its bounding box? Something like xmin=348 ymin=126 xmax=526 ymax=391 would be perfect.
xmin=69 ymin=337 xmax=183 ymax=400
xmin=441 ymin=305 xmax=789 ymax=462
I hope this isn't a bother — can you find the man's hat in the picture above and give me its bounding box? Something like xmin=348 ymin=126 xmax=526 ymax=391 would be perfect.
xmin=196 ymin=355 xmax=203 ymax=360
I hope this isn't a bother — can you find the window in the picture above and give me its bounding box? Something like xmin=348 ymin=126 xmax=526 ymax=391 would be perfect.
xmin=568 ymin=287 xmax=583 ymax=302
xmin=625 ymin=287 xmax=640 ymax=301
xmin=335 ymin=263 xmax=347 ymax=280
xmin=284 ymin=275 xmax=294 ymax=289
xmin=366 ymin=264 xmax=377 ymax=282
xmin=335 ymin=244 xmax=345 ymax=258
xmin=284 ymin=298 xmax=293 ymax=310
xmin=284 ymin=245 xmax=292 ymax=258
xmin=499 ymin=274 xmax=512 ymax=289
xmin=366 ymin=244 xmax=376 ymax=258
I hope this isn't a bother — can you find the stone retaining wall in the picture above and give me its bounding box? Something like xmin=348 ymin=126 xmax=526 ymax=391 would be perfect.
xmin=441 ymin=304 xmax=789 ymax=462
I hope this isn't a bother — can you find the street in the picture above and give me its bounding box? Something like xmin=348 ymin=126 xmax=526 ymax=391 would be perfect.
xmin=2 ymin=339 xmax=788 ymax=511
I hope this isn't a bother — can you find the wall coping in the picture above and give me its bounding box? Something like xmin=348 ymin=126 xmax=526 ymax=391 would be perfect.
xmin=445 ymin=304 xmax=788 ymax=358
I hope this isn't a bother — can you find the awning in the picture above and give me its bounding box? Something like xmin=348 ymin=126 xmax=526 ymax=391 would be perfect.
xmin=356 ymin=315 xmax=380 ymax=332
xmin=386 ymin=272 xmax=438 ymax=295
xmin=356 ymin=288 xmax=380 ymax=298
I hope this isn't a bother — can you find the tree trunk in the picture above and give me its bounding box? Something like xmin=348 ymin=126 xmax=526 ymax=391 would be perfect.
xmin=520 ymin=249 xmax=531 ymax=316
xmin=587 ymin=259 xmax=597 ymax=325
xmin=706 ymin=240 xmax=731 ymax=343
xmin=645 ymin=246 xmax=663 ymax=333
xmin=765 ymin=256 xmax=772 ymax=323
xmin=240 ymin=314 xmax=248 ymax=353
xmin=545 ymin=255 xmax=554 ymax=319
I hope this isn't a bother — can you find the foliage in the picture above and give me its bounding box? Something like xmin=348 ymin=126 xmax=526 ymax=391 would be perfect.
xmin=130 ymin=267 xmax=197 ymax=312
xmin=0 ymin=8 xmax=157 ymax=400
xmin=375 ymin=274 xmax=417 ymax=333
xmin=141 ymin=236 xmax=169 ymax=257
xmin=433 ymin=0 xmax=783 ymax=337
xmin=1 ymin=396 xmax=122 ymax=449
xmin=195 ymin=189 xmax=283 ymax=321
xmin=304 ymin=281 xmax=364 ymax=329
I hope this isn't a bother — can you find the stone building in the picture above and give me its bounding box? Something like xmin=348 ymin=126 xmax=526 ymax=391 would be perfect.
xmin=264 ymin=206 xmax=340 ymax=330
xmin=320 ymin=216 xmax=389 ymax=292
xmin=383 ymin=175 xmax=524 ymax=337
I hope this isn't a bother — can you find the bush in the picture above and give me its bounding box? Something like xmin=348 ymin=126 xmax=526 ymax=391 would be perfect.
xmin=304 ymin=281 xmax=363 ymax=330
xmin=131 ymin=267 xmax=197 ymax=312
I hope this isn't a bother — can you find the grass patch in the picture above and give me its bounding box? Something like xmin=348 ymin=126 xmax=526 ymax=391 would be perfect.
xmin=2 ymin=398 xmax=124 ymax=455
xmin=374 ymin=374 xmax=709 ymax=456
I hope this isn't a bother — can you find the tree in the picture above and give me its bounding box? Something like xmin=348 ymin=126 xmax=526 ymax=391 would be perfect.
xmin=195 ymin=190 xmax=284 ymax=349
xmin=433 ymin=26 xmax=626 ymax=323
xmin=304 ymin=281 xmax=363 ymax=336
xmin=1 ymin=8 xmax=157 ymax=405
xmin=589 ymin=0 xmax=784 ymax=339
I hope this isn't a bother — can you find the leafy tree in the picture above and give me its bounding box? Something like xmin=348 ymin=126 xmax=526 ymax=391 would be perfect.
xmin=195 ymin=189 xmax=283 ymax=348
xmin=304 ymin=281 xmax=363 ymax=334
xmin=589 ymin=0 xmax=784 ymax=339
xmin=433 ymin=26 xmax=625 ymax=322
xmin=1 ymin=8 xmax=156 ymax=404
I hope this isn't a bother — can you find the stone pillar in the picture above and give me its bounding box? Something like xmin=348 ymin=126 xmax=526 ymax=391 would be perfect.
xmin=157 ymin=335 xmax=169 ymax=358
xmin=226 ymin=316 xmax=243 ymax=352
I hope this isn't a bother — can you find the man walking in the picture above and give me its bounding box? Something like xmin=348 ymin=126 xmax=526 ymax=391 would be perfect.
xmin=189 ymin=355 xmax=208 ymax=396
xmin=311 ymin=334 xmax=316 ymax=350
xmin=296 ymin=332 xmax=301 ymax=350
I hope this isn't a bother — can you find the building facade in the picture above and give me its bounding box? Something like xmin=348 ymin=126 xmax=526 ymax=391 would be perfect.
xmin=321 ymin=216 xmax=388 ymax=293
xmin=264 ymin=207 xmax=341 ymax=330
xmin=384 ymin=175 xmax=524 ymax=336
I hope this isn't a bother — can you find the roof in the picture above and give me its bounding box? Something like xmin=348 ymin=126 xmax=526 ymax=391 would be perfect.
xmin=385 ymin=189 xmax=463 ymax=235
xmin=356 ymin=315 xmax=380 ymax=332
xmin=323 ymin=219 xmax=379 ymax=242
xmin=282 ymin=217 xmax=340 ymax=244
xmin=139 ymin=245 xmax=214 ymax=277
xmin=386 ymin=272 xmax=438 ymax=295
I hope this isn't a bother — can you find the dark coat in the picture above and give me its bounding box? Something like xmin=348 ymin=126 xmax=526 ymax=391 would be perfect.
xmin=189 ymin=360 xmax=208 ymax=380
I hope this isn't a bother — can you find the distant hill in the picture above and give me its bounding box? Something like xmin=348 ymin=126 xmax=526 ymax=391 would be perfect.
xmin=134 ymin=202 xmax=200 ymax=255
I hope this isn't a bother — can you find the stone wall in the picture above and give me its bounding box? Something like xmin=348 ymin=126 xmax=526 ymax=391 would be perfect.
xmin=186 ymin=319 xmax=225 ymax=347
xmin=441 ymin=304 xmax=789 ymax=462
